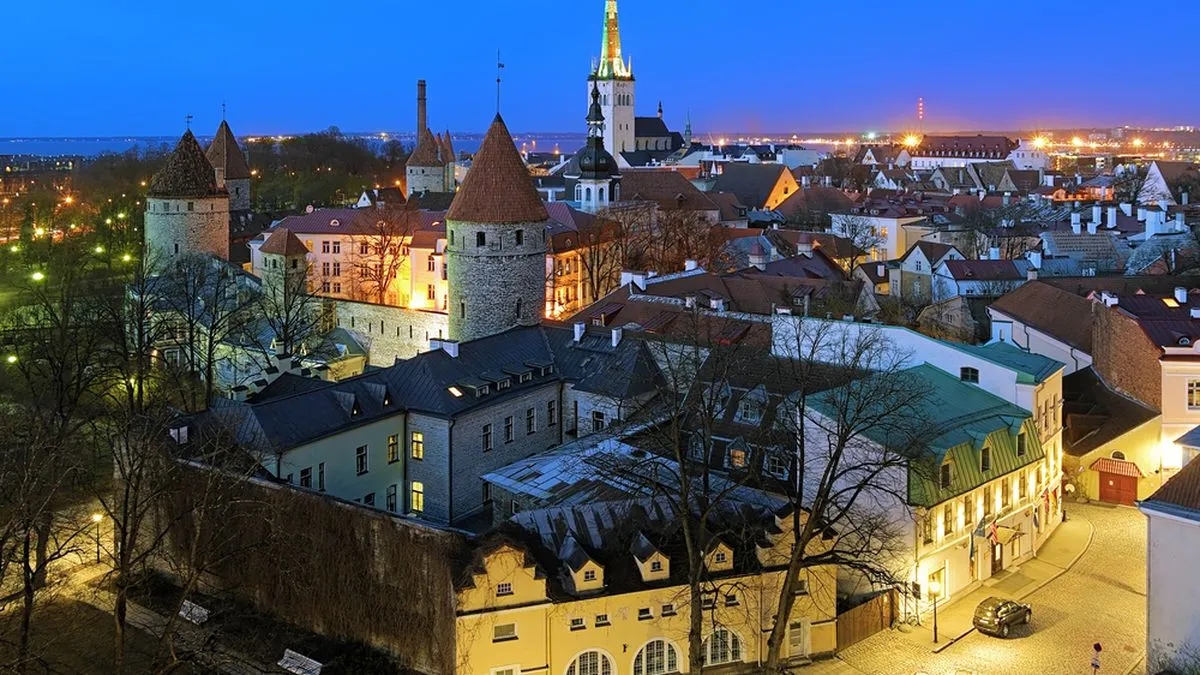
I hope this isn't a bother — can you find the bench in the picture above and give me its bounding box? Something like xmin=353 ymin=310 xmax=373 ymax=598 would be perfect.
xmin=278 ymin=649 xmax=322 ymax=675
xmin=178 ymin=600 xmax=210 ymax=625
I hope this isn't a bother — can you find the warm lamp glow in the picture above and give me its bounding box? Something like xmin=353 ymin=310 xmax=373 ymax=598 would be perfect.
xmin=903 ymin=135 xmax=921 ymax=147
xmin=1071 ymin=137 xmax=1084 ymax=147
xmin=1031 ymin=137 xmax=1047 ymax=149
xmin=90 ymin=513 xmax=103 ymax=524
xmin=1133 ymin=138 xmax=1145 ymax=148
xmin=928 ymin=580 xmax=941 ymax=598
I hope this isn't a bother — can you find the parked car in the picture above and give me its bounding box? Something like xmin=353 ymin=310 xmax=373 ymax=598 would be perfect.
xmin=973 ymin=597 xmax=1032 ymax=637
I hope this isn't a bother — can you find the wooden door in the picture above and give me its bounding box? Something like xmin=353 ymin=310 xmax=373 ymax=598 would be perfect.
xmin=991 ymin=542 xmax=1003 ymax=575
xmin=1099 ymin=472 xmax=1137 ymax=505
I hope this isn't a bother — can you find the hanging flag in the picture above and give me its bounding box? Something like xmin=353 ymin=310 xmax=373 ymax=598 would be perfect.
xmin=1033 ymin=507 xmax=1040 ymax=530
xmin=988 ymin=521 xmax=1000 ymax=545
xmin=968 ymin=528 xmax=975 ymax=560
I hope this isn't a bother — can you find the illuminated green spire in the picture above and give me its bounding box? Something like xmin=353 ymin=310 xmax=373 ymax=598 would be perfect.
xmin=596 ymin=0 xmax=632 ymax=80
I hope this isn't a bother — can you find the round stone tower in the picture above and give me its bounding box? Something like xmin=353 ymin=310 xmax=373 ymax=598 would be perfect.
xmin=144 ymin=130 xmax=230 ymax=261
xmin=446 ymin=114 xmax=549 ymax=343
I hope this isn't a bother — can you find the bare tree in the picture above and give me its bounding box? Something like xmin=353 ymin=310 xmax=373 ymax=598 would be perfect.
xmin=572 ymin=217 xmax=624 ymax=306
xmin=257 ymin=257 xmax=330 ymax=363
xmin=349 ymin=204 xmax=417 ymax=305
xmin=762 ymin=318 xmax=935 ymax=671
xmin=830 ymin=214 xmax=884 ymax=271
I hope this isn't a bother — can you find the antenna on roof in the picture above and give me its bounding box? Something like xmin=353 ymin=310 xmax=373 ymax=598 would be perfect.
xmin=221 ymin=101 xmax=227 ymax=121
xmin=496 ymin=50 xmax=506 ymax=115
xmin=917 ymin=97 xmax=925 ymax=134
xmin=185 ymin=114 xmax=193 ymax=131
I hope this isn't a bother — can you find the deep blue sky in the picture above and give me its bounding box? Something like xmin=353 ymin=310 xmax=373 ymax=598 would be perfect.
xmin=5 ymin=0 xmax=1197 ymax=137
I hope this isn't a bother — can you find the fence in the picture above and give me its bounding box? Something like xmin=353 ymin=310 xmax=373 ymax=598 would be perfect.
xmin=836 ymin=588 xmax=896 ymax=650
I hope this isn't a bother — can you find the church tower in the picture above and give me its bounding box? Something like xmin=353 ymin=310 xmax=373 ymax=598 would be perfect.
xmin=206 ymin=120 xmax=252 ymax=212
xmin=574 ymin=83 xmax=621 ymax=213
xmin=446 ymin=115 xmax=548 ymax=343
xmin=589 ymin=0 xmax=634 ymax=158
xmin=144 ymin=130 xmax=230 ymax=261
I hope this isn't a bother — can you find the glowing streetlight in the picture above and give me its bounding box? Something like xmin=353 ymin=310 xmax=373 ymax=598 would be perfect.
xmin=903 ymin=135 xmax=921 ymax=148
xmin=1133 ymin=138 xmax=1145 ymax=148
xmin=117 ymin=212 xmax=126 ymax=219
xmin=34 ymin=227 xmax=45 ymax=237
xmin=94 ymin=245 xmax=105 ymax=254
xmin=122 ymin=253 xmax=132 ymax=262
xmin=5 ymin=355 xmax=16 ymax=364
xmin=91 ymin=513 xmax=103 ymax=563
xmin=30 ymin=271 xmax=45 ymax=282
xmin=1032 ymin=137 xmax=1047 ymax=149
xmin=63 ymin=196 xmax=74 ymax=205
xmin=1071 ymin=137 xmax=1084 ymax=147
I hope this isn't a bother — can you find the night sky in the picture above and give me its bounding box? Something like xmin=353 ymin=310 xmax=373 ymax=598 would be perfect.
xmin=5 ymin=0 xmax=1197 ymax=137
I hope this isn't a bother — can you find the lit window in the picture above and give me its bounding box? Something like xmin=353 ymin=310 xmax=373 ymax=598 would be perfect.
xmin=448 ymin=386 xmax=463 ymax=398
xmin=634 ymin=639 xmax=679 ymax=675
xmin=729 ymin=449 xmax=747 ymax=469
xmin=410 ymin=481 xmax=424 ymax=512
xmin=410 ymin=432 xmax=424 ymax=460
xmin=1188 ymin=380 xmax=1200 ymax=410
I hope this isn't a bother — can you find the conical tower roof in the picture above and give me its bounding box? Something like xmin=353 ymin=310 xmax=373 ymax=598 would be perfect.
xmin=149 ymin=130 xmax=224 ymax=198
xmin=260 ymin=227 xmax=309 ymax=256
xmin=407 ymin=128 xmax=443 ymax=168
xmin=447 ymin=115 xmax=547 ymax=224
xmin=206 ymin=120 xmax=251 ymax=180
xmin=442 ymin=130 xmax=456 ymax=166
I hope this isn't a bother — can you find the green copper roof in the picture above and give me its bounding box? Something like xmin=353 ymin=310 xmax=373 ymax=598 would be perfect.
xmin=953 ymin=341 xmax=1064 ymax=384
xmin=808 ymin=363 xmax=1045 ymax=508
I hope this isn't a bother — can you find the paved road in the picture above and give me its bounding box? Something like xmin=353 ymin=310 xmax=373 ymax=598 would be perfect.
xmin=828 ymin=502 xmax=1146 ymax=675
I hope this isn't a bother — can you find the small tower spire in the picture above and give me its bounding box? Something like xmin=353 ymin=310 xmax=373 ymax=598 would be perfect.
xmin=657 ymin=101 xmax=663 ymax=119
xmin=597 ymin=0 xmax=631 ymax=79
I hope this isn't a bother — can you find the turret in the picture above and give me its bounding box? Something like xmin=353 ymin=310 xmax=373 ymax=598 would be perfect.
xmin=588 ymin=0 xmax=635 ymax=157
xmin=206 ymin=120 xmax=252 ymax=212
xmin=145 ymin=130 xmax=230 ymax=261
xmin=573 ymin=83 xmax=621 ymax=213
xmin=446 ymin=115 xmax=549 ymax=342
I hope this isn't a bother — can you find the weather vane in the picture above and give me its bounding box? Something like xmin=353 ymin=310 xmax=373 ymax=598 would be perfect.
xmin=221 ymin=102 xmax=227 ymax=121
xmin=496 ymin=50 xmax=505 ymax=114
xmin=185 ymin=114 xmax=193 ymax=130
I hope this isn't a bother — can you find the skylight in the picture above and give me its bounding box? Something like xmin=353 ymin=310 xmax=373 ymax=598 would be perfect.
xmin=448 ymin=386 xmax=464 ymax=398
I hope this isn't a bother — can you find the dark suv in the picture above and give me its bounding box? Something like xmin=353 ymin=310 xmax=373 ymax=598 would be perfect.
xmin=973 ymin=597 xmax=1032 ymax=637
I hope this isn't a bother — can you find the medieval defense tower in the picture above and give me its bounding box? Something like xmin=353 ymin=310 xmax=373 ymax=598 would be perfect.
xmin=445 ymin=115 xmax=548 ymax=343
xmin=144 ymin=130 xmax=230 ymax=261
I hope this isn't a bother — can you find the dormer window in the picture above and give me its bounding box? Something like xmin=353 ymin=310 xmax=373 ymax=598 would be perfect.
xmin=477 ymin=386 xmax=489 ymax=397
xmin=519 ymin=373 xmax=532 ymax=384
xmin=960 ymin=367 xmax=980 ymax=384
xmin=448 ymin=386 xmax=463 ymax=398
xmin=497 ymin=379 xmax=511 ymax=390
xmin=981 ymin=446 xmax=992 ymax=472
xmin=496 ymin=582 xmax=513 ymax=596
xmin=583 ymin=570 xmax=596 ymax=582
xmin=940 ymin=461 xmax=952 ymax=489
xmin=714 ymin=551 xmax=727 ymax=564
xmin=650 ymin=560 xmax=663 ymax=572
xmin=729 ymin=449 xmax=747 ymax=469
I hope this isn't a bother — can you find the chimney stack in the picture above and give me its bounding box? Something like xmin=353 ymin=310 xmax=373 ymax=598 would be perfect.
xmin=611 ymin=327 xmax=623 ymax=347
xmin=573 ymin=321 xmax=585 ymax=343
xmin=1092 ymin=204 xmax=1102 ymax=225
xmin=1087 ymin=220 xmax=1098 ymax=235
xmin=1071 ymin=212 xmax=1081 ymax=235
xmin=417 ymin=80 xmax=428 ymax=138
xmin=1107 ymin=206 xmax=1118 ymax=228
xmin=1175 ymin=287 xmax=1188 ymax=305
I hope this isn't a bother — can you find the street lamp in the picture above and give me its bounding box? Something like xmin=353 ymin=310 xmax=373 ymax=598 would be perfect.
xmin=928 ymin=579 xmax=942 ymax=643
xmin=30 ymin=271 xmax=45 ymax=282
xmin=90 ymin=513 xmax=103 ymax=563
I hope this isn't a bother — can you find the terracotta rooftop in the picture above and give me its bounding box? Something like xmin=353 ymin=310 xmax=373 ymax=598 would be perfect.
xmin=259 ymin=227 xmax=309 ymax=256
xmin=1142 ymin=450 xmax=1200 ymax=517
xmin=447 ymin=115 xmax=548 ymax=224
xmin=407 ymin=128 xmax=443 ymax=168
xmin=441 ymin=130 xmax=456 ymax=166
xmin=619 ymin=169 xmax=717 ymax=212
xmin=989 ymin=281 xmax=1095 ymax=353
xmin=941 ymin=259 xmax=1025 ymax=281
xmin=205 ymin=120 xmax=251 ymax=180
xmin=149 ymin=130 xmax=224 ymax=198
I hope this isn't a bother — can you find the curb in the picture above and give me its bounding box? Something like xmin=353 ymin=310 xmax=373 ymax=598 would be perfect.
xmin=929 ymin=513 xmax=1097 ymax=654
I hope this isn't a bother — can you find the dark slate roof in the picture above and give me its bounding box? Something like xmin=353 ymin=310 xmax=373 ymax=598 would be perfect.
xmin=469 ymin=498 xmax=783 ymax=599
xmin=447 ymin=115 xmax=548 ymax=224
xmin=1062 ymin=367 xmax=1159 ymax=458
xmin=206 ymin=120 xmax=251 ymax=180
xmin=1141 ymin=450 xmax=1200 ymax=518
xmin=711 ymin=164 xmax=787 ymax=210
xmin=149 ymin=130 xmax=224 ymax=198
xmin=634 ymin=116 xmax=671 ymax=138
xmin=619 ymin=169 xmax=717 ymax=212
xmin=246 ymin=373 xmax=333 ymax=404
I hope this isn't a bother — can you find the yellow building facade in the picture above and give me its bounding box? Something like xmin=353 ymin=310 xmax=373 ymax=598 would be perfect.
xmin=455 ymin=511 xmax=838 ymax=674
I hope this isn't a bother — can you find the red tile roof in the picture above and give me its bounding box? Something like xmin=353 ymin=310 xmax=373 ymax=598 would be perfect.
xmin=941 ymin=259 xmax=1024 ymax=281
xmin=259 ymin=227 xmax=309 ymax=256
xmin=1090 ymin=457 xmax=1144 ymax=478
xmin=989 ymin=281 xmax=1095 ymax=352
xmin=447 ymin=115 xmax=548 ymax=224
xmin=149 ymin=130 xmax=224 ymax=198
xmin=407 ymin=128 xmax=443 ymax=168
xmin=619 ymin=169 xmax=717 ymax=212
xmin=205 ymin=120 xmax=251 ymax=180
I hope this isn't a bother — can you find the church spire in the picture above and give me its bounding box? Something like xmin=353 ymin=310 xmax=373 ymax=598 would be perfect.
xmin=596 ymin=0 xmax=632 ymax=80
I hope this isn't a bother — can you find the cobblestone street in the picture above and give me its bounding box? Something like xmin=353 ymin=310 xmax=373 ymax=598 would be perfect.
xmin=814 ymin=502 xmax=1146 ymax=675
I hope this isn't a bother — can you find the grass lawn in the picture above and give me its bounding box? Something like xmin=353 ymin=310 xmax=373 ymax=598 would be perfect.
xmin=0 ymin=598 xmax=197 ymax=674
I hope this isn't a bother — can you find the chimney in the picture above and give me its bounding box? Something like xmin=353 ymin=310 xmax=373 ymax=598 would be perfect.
xmin=1027 ymin=267 xmax=1038 ymax=281
xmin=712 ymin=297 xmax=726 ymax=312
xmin=876 ymin=263 xmax=885 ymax=277
xmin=989 ymin=246 xmax=1001 ymax=260
xmin=1092 ymin=204 xmax=1102 ymax=225
xmin=1100 ymin=291 xmax=1118 ymax=307
xmin=1184 ymin=191 xmax=1191 ymax=206
xmin=1138 ymin=207 xmax=1147 ymax=222
xmin=417 ymin=80 xmax=428 ymax=138
xmin=801 ymin=175 xmax=811 ymax=188
xmin=684 ymin=259 xmax=698 ymax=272
xmin=1087 ymin=221 xmax=1098 ymax=235
xmin=573 ymin=321 xmax=585 ymax=343
xmin=1120 ymin=202 xmax=1133 ymax=217
xmin=1026 ymin=250 xmax=1042 ymax=269
xmin=685 ymin=295 xmax=696 ymax=309
xmin=430 ymin=338 xmax=459 ymax=358
xmin=1177 ymin=212 xmax=1186 ymax=232
xmin=1175 ymin=287 xmax=1188 ymax=305
xmin=1191 ymin=307 xmax=1200 ymax=320
xmin=1002 ymin=191 xmax=1011 ymax=207
xmin=611 ymin=327 xmax=623 ymax=347
xmin=1071 ymin=212 xmax=1081 ymax=235
xmin=1107 ymin=206 xmax=1118 ymax=228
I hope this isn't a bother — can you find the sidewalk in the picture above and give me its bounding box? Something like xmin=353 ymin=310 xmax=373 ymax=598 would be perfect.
xmin=897 ymin=513 xmax=1095 ymax=653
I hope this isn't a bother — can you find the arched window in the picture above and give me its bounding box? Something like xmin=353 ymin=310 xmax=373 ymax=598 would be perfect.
xmin=598 ymin=187 xmax=606 ymax=202
xmin=575 ymin=183 xmax=583 ymax=201
xmin=703 ymin=628 xmax=742 ymax=665
xmin=613 ymin=184 xmax=620 ymax=201
xmin=566 ymin=650 xmax=613 ymax=675
xmin=633 ymin=639 xmax=679 ymax=675
xmin=516 ymin=297 xmax=523 ymax=317
xmin=585 ymin=187 xmax=592 ymax=202
xmin=1112 ymin=450 xmax=1126 ymax=460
